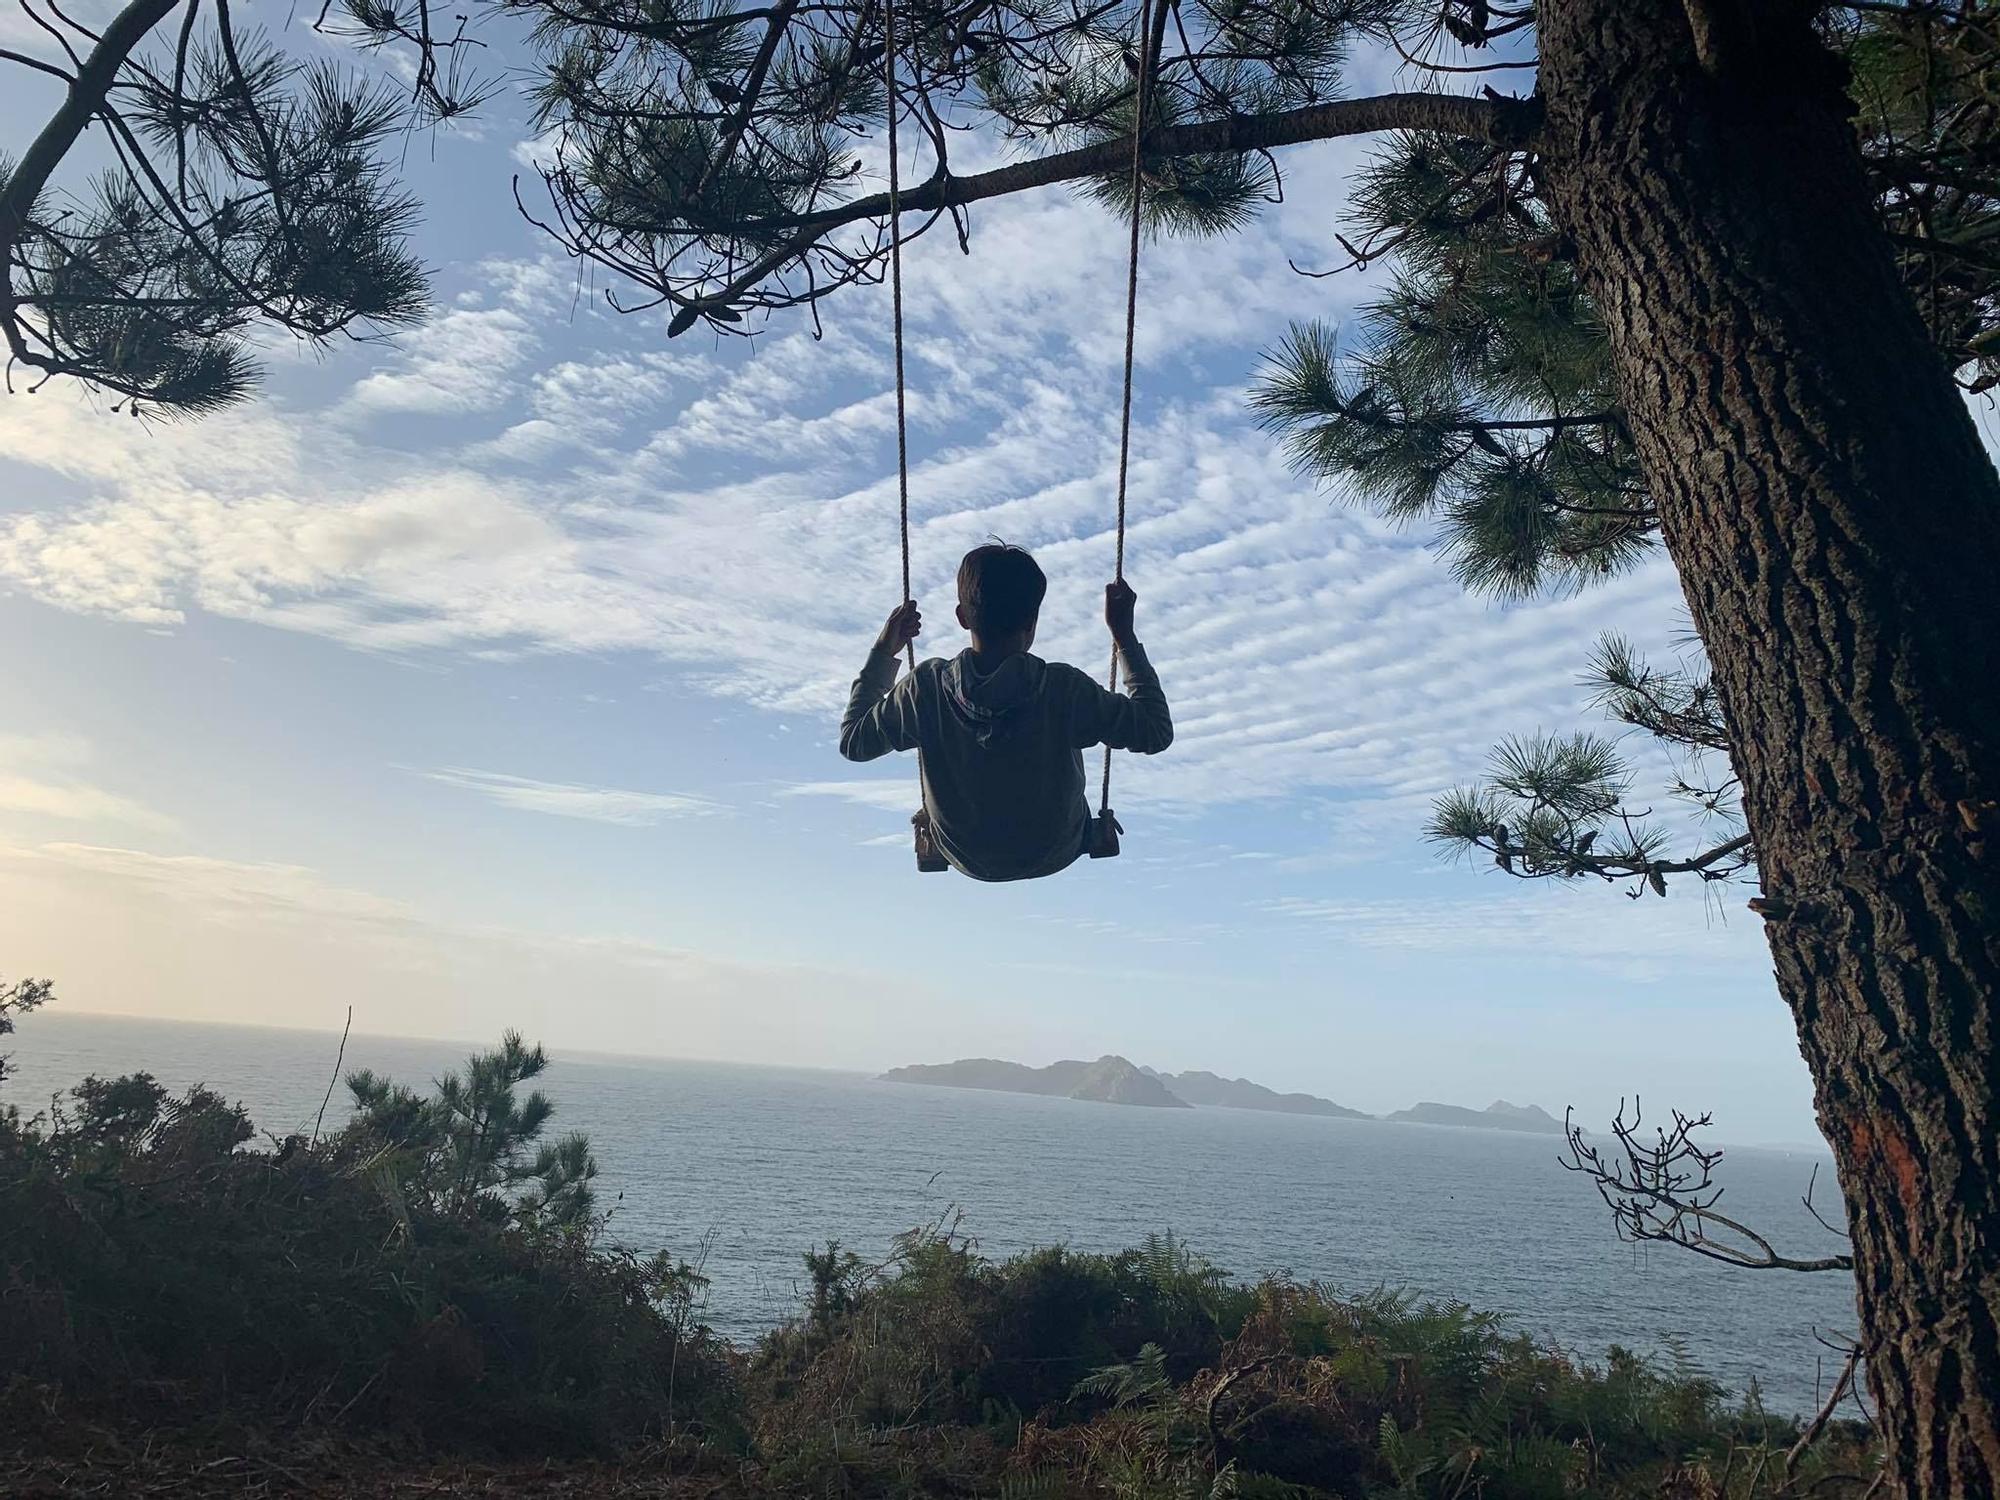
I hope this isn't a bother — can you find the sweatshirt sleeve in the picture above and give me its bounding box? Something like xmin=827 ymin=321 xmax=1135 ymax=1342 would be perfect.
xmin=1066 ymin=640 xmax=1173 ymax=755
xmin=839 ymin=647 xmax=922 ymax=762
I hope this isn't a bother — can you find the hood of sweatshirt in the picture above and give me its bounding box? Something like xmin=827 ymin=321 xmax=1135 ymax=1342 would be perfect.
xmin=942 ymin=649 xmax=1047 ymax=747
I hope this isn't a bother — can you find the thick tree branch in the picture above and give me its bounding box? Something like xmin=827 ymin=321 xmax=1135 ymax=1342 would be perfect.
xmin=817 ymin=90 xmax=1535 ymax=227
xmin=681 ymin=89 xmax=1541 ymax=313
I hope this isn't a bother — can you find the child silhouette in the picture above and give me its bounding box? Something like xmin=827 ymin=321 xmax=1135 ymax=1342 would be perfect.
xmin=840 ymin=543 xmax=1172 ymax=880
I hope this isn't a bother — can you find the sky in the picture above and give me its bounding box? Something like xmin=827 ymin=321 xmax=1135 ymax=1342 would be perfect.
xmin=0 ymin=10 xmax=1827 ymax=1143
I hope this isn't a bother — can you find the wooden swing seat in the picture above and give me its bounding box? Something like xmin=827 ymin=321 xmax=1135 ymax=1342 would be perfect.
xmin=912 ymin=807 xmax=1121 ymax=872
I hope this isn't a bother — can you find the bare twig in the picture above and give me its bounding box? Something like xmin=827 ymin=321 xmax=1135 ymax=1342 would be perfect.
xmin=311 ymin=1005 xmax=353 ymax=1147
xmin=1785 ymin=1343 xmax=1862 ymax=1476
xmin=1560 ymin=1099 xmax=1857 ymax=1274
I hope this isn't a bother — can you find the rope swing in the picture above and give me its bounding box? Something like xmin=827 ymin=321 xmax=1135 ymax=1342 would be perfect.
xmin=884 ymin=0 xmax=915 ymax=677
xmin=884 ymin=0 xmax=1152 ymax=871
xmin=1099 ymin=0 xmax=1154 ymax=851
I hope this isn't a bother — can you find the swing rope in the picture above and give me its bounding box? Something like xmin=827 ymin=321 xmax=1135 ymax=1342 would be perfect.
xmin=883 ymin=0 xmax=915 ymax=674
xmin=881 ymin=0 xmax=1150 ymax=818
xmin=1100 ymin=0 xmax=1153 ymax=819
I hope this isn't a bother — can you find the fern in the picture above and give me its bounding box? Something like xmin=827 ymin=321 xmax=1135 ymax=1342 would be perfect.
xmin=1000 ymin=1467 xmax=1068 ymax=1500
xmin=1075 ymin=1342 xmax=1175 ymax=1409
xmin=1229 ymin=1474 xmax=1307 ymax=1500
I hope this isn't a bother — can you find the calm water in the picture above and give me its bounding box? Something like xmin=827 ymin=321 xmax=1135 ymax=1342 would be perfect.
xmin=6 ymin=1012 xmax=1858 ymax=1415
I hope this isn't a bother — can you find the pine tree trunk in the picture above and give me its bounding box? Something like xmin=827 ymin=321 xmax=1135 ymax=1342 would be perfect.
xmin=1535 ymin=2 xmax=2000 ymax=1494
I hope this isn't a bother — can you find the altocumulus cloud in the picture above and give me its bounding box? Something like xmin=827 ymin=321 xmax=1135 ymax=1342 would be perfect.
xmin=0 ymin=136 xmax=1692 ymax=851
xmin=344 ymin=306 xmax=539 ymax=416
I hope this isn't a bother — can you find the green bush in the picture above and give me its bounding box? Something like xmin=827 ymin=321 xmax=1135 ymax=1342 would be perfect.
xmin=747 ymin=1232 xmax=1878 ymax=1500
xmin=0 ymin=1034 xmax=738 ymax=1456
xmin=751 ymin=1226 xmax=1250 ymax=1438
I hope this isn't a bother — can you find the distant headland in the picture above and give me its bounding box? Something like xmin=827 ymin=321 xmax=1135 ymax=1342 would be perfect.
xmin=879 ymin=1057 xmax=1563 ymax=1132
xmin=879 ymin=1056 xmax=1188 ymax=1108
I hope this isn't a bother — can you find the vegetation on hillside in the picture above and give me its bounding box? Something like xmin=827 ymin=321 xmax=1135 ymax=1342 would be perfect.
xmin=0 ymin=1015 xmax=738 ymax=1457
xmin=0 ymin=1014 xmax=1881 ymax=1496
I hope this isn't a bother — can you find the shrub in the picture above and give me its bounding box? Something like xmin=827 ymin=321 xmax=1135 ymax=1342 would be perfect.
xmin=748 ymin=1231 xmax=1878 ymax=1500
xmin=0 ymin=974 xmax=52 ymax=1097
xmin=0 ymin=1030 xmax=738 ymax=1456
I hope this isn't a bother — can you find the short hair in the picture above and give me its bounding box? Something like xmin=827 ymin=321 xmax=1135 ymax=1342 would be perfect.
xmin=957 ymin=542 xmax=1047 ymax=637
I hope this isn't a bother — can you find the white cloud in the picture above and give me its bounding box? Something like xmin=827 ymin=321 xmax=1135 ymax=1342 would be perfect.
xmin=473 ymin=257 xmax=586 ymax=317
xmin=13 ymin=841 xmax=414 ymax=928
xmin=783 ymin=780 xmax=920 ymax=812
xmin=479 ymin=350 xmax=703 ymax=461
xmin=0 ymin=777 xmax=166 ymax=827
xmin=0 ymin=463 xmax=575 ymax=634
xmin=0 ymin=735 xmax=174 ymax=831
xmin=346 ymin=307 xmax=536 ymax=415
xmin=425 ymin=767 xmax=726 ymax=824
xmin=0 ymin=732 xmax=89 ymax=762
xmin=511 ymin=132 xmax=566 ymax=176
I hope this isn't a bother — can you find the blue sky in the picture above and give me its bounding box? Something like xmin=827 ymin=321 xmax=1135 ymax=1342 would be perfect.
xmin=0 ymin=11 xmax=1823 ymax=1142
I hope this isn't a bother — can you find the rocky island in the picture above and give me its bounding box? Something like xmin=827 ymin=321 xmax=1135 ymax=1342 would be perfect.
xmin=1145 ymin=1068 xmax=1370 ymax=1119
xmin=880 ymin=1055 xmax=1189 ymax=1107
xmin=881 ymin=1059 xmax=1562 ymax=1133
xmin=1383 ymin=1100 xmax=1565 ymax=1134
xmin=882 ymin=1057 xmax=1357 ymax=1115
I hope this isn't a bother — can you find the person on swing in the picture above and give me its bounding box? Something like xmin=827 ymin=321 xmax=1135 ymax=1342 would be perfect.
xmin=838 ymin=542 xmax=1174 ymax=880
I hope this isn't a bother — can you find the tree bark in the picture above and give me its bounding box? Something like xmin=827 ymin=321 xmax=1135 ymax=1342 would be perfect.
xmin=1535 ymin=2 xmax=2000 ymax=1494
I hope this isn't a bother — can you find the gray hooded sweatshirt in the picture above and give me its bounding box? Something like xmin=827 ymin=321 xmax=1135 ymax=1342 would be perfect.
xmin=839 ymin=641 xmax=1173 ymax=881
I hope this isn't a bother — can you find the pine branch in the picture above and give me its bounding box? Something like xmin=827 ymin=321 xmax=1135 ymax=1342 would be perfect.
xmin=1587 ymin=634 xmax=1733 ymax=754
xmin=1427 ymin=680 xmax=1755 ymax=898
xmin=536 ymin=86 xmax=1542 ymax=330
xmin=1 ymin=0 xmax=187 ymax=384
xmin=1457 ymin=824 xmax=1753 ymax=883
xmin=6 ymin=0 xmax=430 ymax=409
xmin=690 ymin=0 xmax=803 ymax=204
xmin=768 ymin=89 xmax=1539 ymax=231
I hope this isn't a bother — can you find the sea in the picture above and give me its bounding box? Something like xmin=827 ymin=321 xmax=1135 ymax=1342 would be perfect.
xmin=4 ymin=1011 xmax=1859 ymax=1417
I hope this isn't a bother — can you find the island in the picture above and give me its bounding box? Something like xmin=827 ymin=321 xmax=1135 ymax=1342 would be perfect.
xmin=880 ymin=1057 xmax=1565 ymax=1133
xmin=1148 ymin=1069 xmax=1370 ymax=1119
xmin=1383 ymin=1100 xmax=1565 ymax=1134
xmin=882 ymin=1057 xmax=1355 ymax=1115
xmin=880 ymin=1055 xmax=1189 ymax=1108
